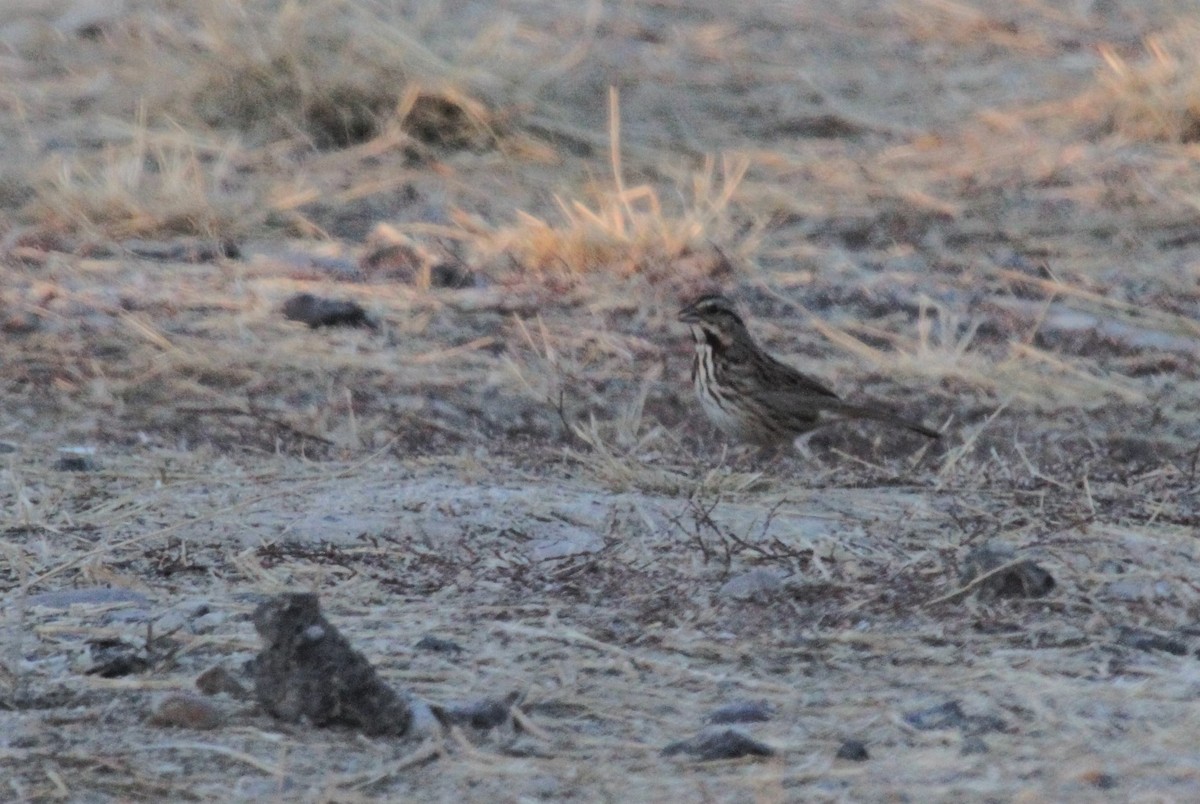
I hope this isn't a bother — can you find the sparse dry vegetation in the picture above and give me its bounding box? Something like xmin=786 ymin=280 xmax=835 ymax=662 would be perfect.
xmin=1092 ymin=28 xmax=1200 ymax=143
xmin=3 ymin=0 xmax=1200 ymax=800
xmin=28 ymin=122 xmax=260 ymax=239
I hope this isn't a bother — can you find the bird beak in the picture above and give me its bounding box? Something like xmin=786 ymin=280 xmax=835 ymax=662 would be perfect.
xmin=677 ymin=304 xmax=700 ymax=324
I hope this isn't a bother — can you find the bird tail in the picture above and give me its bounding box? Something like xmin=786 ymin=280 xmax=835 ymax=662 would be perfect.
xmin=826 ymin=401 xmax=942 ymax=439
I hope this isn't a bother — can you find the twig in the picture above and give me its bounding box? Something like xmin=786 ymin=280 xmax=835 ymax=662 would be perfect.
xmin=139 ymin=741 xmax=282 ymax=775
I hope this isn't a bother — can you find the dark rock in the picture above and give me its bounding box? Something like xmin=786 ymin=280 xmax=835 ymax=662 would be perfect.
xmin=281 ymin=293 xmax=375 ymax=329
xmin=122 ymin=239 xmax=238 ymax=263
xmin=1116 ymin=626 xmax=1187 ymax=656
xmin=836 ymin=739 xmax=869 ymax=761
xmin=717 ymin=568 xmax=786 ymax=601
xmin=54 ymin=447 xmax=98 ymax=472
xmin=903 ymin=700 xmax=1008 ymax=736
xmin=904 ymin=700 xmax=966 ymax=731
xmin=414 ymin=634 xmax=464 ymax=655
xmin=429 ymin=261 xmax=474 ymax=289
xmin=662 ymin=728 xmax=775 ymax=761
xmin=960 ymin=736 xmax=989 ymax=755
xmin=358 ymin=236 xmax=473 ymax=289
xmin=705 ymin=700 xmax=773 ymax=725
xmin=433 ymin=691 xmax=520 ymax=730
xmin=251 ymin=593 xmax=412 ymax=737
xmin=85 ymin=639 xmax=151 ymax=678
xmin=961 ymin=541 xmax=1054 ymax=599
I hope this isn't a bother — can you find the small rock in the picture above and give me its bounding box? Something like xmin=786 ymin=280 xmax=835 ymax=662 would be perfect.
xmin=961 ymin=541 xmax=1054 ymax=599
xmin=148 ymin=693 xmax=224 ymax=730
xmin=191 ymin=611 xmax=227 ymax=634
xmin=154 ymin=610 xmax=190 ymax=634
xmin=408 ymin=698 xmax=443 ymax=739
xmin=2 ymin=311 xmax=40 ymax=334
xmin=85 ymin=639 xmax=150 ymax=678
xmin=718 ymin=568 xmax=786 ymax=601
xmin=281 ymin=293 xmax=375 ymax=329
xmin=5 ymin=728 xmax=43 ymax=749
xmin=53 ymin=0 xmax=127 ymax=37
xmin=662 ymin=728 xmax=775 ymax=761
xmin=54 ymin=446 xmax=99 ymax=472
xmin=1115 ymin=626 xmax=1187 ymax=656
xmin=359 ymin=229 xmax=474 ymax=288
xmin=101 ymin=608 xmax=153 ymax=625
xmin=902 ymin=700 xmax=1007 ymax=736
xmin=195 ymin=666 xmax=249 ymax=699
xmin=904 ymin=700 xmax=967 ymax=731
xmin=706 ymin=700 xmax=773 ymax=725
xmin=835 ymin=739 xmax=869 ymax=761
xmin=252 ymin=593 xmax=413 ymax=737
xmin=434 ymin=691 xmax=520 ymax=730
xmin=414 ymin=635 xmax=464 ymax=655
xmin=527 ymin=527 xmax=605 ymax=562
xmin=122 ymin=238 xmax=238 ymax=263
xmin=960 ymin=736 xmax=989 ymax=755
xmin=429 ymin=262 xmax=474 ymax=289
xmin=0 ymin=441 xmax=17 ymax=454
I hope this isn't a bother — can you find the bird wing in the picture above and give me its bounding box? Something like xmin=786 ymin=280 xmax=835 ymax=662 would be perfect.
xmin=759 ymin=355 xmax=841 ymax=400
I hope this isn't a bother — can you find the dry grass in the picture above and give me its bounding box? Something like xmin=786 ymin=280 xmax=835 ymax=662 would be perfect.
xmin=1092 ymin=28 xmax=1200 ymax=143
xmin=5 ymin=0 xmax=520 ymax=241
xmin=463 ymin=92 xmax=754 ymax=284
xmin=138 ymin=0 xmax=503 ymax=150
xmin=809 ymin=297 xmax=1149 ymax=408
xmin=893 ymin=0 xmax=1051 ymax=52
xmin=26 ymin=120 xmax=260 ymax=240
xmin=4 ymin=0 xmax=1200 ymax=800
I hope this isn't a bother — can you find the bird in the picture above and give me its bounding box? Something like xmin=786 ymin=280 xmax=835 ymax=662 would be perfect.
xmin=677 ymin=293 xmax=940 ymax=448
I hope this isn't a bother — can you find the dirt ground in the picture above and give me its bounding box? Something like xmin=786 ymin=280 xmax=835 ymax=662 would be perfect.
xmin=2 ymin=0 xmax=1200 ymax=800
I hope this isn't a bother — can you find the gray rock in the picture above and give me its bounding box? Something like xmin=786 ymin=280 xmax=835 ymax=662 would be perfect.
xmin=718 ymin=568 xmax=786 ymax=601
xmin=54 ymin=446 xmax=99 ymax=472
xmin=147 ymin=693 xmax=225 ymax=730
xmin=706 ymin=700 xmax=773 ymax=724
xmin=527 ymin=526 xmax=604 ymax=561
xmin=662 ymin=728 xmax=775 ymax=761
xmin=836 ymin=739 xmax=869 ymax=761
xmin=191 ymin=611 xmax=227 ymax=634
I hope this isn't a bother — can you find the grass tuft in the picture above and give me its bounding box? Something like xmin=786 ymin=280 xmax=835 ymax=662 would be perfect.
xmin=460 ymin=88 xmax=752 ymax=283
xmin=1092 ymin=29 xmax=1200 ymax=143
xmin=26 ymin=121 xmax=259 ymax=240
xmin=469 ymin=156 xmax=750 ymax=283
xmin=163 ymin=1 xmax=497 ymax=150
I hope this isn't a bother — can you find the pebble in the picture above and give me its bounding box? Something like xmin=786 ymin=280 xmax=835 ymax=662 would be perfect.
xmin=706 ymin=700 xmax=773 ymax=724
xmin=191 ymin=611 xmax=227 ymax=633
xmin=54 ymin=446 xmax=99 ymax=472
xmin=195 ymin=666 xmax=248 ymax=699
xmin=662 ymin=728 xmax=775 ymax=761
xmin=147 ymin=693 xmax=225 ymax=730
xmin=836 ymin=739 xmax=869 ymax=761
xmin=960 ymin=736 xmax=989 ymax=755
xmin=717 ymin=568 xmax=786 ymax=601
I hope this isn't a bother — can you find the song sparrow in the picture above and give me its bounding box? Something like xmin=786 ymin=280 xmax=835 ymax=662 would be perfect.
xmin=678 ymin=293 xmax=940 ymax=446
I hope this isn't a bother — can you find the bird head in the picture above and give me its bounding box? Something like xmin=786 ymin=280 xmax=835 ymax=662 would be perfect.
xmin=677 ymin=293 xmax=749 ymax=349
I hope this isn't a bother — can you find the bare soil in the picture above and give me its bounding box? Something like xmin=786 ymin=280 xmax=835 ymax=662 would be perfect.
xmin=2 ymin=0 xmax=1200 ymax=801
